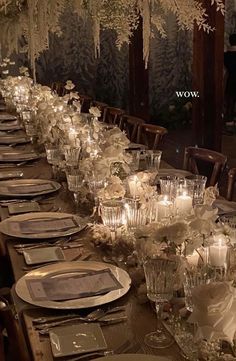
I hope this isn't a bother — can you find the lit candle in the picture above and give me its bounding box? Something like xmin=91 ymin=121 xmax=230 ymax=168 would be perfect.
xmin=156 ymin=196 xmax=173 ymax=221
xmin=208 ymin=235 xmax=228 ymax=267
xmin=174 ymin=191 xmax=192 ymax=215
xmin=128 ymin=175 xmax=139 ymax=198
xmin=186 ymin=250 xmax=200 ymax=267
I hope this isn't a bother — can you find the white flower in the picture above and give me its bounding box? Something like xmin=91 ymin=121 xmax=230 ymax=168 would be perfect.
xmin=204 ymin=185 xmax=219 ymax=206
xmin=89 ymin=106 xmax=101 ymax=118
xmin=156 ymin=222 xmax=188 ymax=245
xmin=189 ymin=205 xmax=218 ymax=236
xmin=2 ymin=70 xmax=9 ymax=75
xmin=3 ymin=58 xmax=10 ymax=63
xmin=98 ymin=176 xmax=125 ymax=200
xmin=65 ymin=80 xmax=75 ymax=90
xmin=19 ymin=66 xmax=29 ymax=75
xmin=189 ymin=282 xmax=236 ymax=343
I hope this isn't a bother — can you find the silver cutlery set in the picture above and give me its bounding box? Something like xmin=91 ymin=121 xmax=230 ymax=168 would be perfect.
xmin=32 ymin=306 xmax=128 ymax=335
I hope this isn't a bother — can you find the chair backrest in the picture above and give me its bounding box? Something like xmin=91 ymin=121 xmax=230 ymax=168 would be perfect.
xmin=183 ymin=146 xmax=227 ymax=186
xmin=137 ymin=123 xmax=168 ymax=150
xmin=103 ymin=107 xmax=125 ymax=128
xmin=226 ymin=168 xmax=236 ymax=201
xmin=79 ymin=94 xmax=92 ymax=113
xmin=0 ymin=289 xmax=31 ymax=361
xmin=51 ymin=81 xmax=66 ymax=97
xmin=92 ymin=101 xmax=108 ymax=122
xmin=122 ymin=115 xmax=145 ymax=142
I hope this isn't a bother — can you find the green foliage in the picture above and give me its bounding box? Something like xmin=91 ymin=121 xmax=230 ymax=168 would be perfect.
xmin=153 ymin=99 xmax=192 ymax=130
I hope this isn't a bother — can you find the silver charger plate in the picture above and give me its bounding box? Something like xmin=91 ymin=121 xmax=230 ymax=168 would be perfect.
xmin=0 ymin=113 xmax=17 ymax=121
xmin=0 ymin=135 xmax=30 ymax=144
xmin=0 ymin=150 xmax=40 ymax=162
xmin=15 ymin=261 xmax=131 ymax=309
xmin=93 ymin=356 xmax=171 ymax=361
xmin=0 ymin=212 xmax=87 ymax=239
xmin=0 ymin=179 xmax=60 ymax=197
xmin=157 ymin=168 xmax=192 ymax=178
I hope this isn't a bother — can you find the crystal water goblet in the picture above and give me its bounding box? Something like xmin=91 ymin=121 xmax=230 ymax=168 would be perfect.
xmin=99 ymin=200 xmax=125 ymax=241
xmin=185 ymin=175 xmax=207 ymax=206
xmin=143 ymin=257 xmax=177 ymax=348
xmin=124 ymin=198 xmax=147 ymax=229
xmin=145 ymin=150 xmax=162 ymax=171
xmin=65 ymin=167 xmax=84 ymax=203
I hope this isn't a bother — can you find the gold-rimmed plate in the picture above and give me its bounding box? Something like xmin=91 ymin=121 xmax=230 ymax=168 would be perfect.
xmin=0 ymin=134 xmax=30 ymax=144
xmin=0 ymin=150 xmax=40 ymax=162
xmin=15 ymin=261 xmax=131 ymax=309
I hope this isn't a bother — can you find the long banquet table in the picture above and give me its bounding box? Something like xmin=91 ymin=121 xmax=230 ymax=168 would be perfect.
xmin=0 ymin=127 xmax=191 ymax=361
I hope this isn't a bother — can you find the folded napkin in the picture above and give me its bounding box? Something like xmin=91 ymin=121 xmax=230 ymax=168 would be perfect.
xmin=26 ymin=269 xmax=122 ymax=301
xmin=188 ymin=281 xmax=236 ymax=343
xmin=10 ymin=217 xmax=78 ymax=234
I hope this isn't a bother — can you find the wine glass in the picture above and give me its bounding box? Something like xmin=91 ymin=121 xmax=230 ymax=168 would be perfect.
xmin=143 ymin=257 xmax=177 ymax=348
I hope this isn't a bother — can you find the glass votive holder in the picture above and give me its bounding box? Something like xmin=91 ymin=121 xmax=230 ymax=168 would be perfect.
xmin=100 ymin=200 xmax=125 ymax=240
xmin=184 ymin=267 xmax=211 ymax=312
xmin=145 ymin=150 xmax=162 ymax=171
xmin=21 ymin=110 xmax=31 ymax=123
xmin=174 ymin=181 xmax=193 ymax=216
xmin=219 ymin=215 xmax=236 ymax=247
xmin=124 ymin=198 xmax=148 ymax=229
xmin=45 ymin=144 xmax=63 ymax=165
xmin=64 ymin=145 xmax=81 ymax=166
xmin=159 ymin=176 xmax=179 ymax=200
xmin=207 ymin=234 xmax=230 ymax=281
xmin=148 ymin=195 xmax=173 ymax=223
xmin=126 ymin=150 xmax=140 ymax=173
xmin=185 ymin=175 xmax=207 ymax=206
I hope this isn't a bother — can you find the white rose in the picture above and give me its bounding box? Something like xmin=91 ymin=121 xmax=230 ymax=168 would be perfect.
xmin=89 ymin=106 xmax=101 ymax=118
xmin=65 ymin=80 xmax=75 ymax=90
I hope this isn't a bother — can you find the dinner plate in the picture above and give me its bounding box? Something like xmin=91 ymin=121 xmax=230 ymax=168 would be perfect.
xmin=0 ymin=122 xmax=22 ymax=131
xmin=50 ymin=323 xmax=107 ymax=357
xmin=0 ymin=150 xmax=39 ymax=162
xmin=0 ymin=179 xmax=60 ymax=197
xmin=0 ymin=170 xmax=23 ymax=180
xmin=213 ymin=199 xmax=236 ymax=214
xmin=0 ymin=212 xmax=86 ymax=239
xmin=15 ymin=261 xmax=131 ymax=309
xmin=93 ymin=356 xmax=171 ymax=361
xmin=0 ymin=113 xmax=17 ymax=121
xmin=157 ymin=168 xmax=192 ymax=178
xmin=0 ymin=134 xmax=30 ymax=145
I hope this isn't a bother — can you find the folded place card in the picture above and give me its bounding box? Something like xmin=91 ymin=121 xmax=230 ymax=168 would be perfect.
xmin=8 ymin=202 xmax=40 ymax=215
xmin=0 ymin=183 xmax=54 ymax=194
xmin=23 ymin=247 xmax=65 ymax=265
xmin=9 ymin=217 xmax=78 ymax=234
xmin=26 ymin=268 xmax=122 ymax=301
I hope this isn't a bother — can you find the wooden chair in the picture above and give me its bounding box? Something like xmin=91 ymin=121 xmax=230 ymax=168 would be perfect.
xmin=137 ymin=123 xmax=168 ymax=150
xmin=91 ymin=101 xmax=108 ymax=121
xmin=51 ymin=81 xmax=66 ymax=97
xmin=103 ymin=107 xmax=125 ymax=128
xmin=79 ymin=94 xmax=92 ymax=113
xmin=226 ymin=168 xmax=236 ymax=201
xmin=0 ymin=288 xmax=31 ymax=361
xmin=122 ymin=115 xmax=145 ymax=142
xmin=183 ymin=146 xmax=227 ymax=187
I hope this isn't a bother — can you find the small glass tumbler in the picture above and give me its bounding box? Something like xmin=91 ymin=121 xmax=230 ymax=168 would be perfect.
xmin=126 ymin=150 xmax=141 ymax=173
xmin=184 ymin=267 xmax=211 ymax=312
xmin=64 ymin=145 xmax=81 ymax=166
xmin=145 ymin=150 xmax=162 ymax=171
xmin=185 ymin=175 xmax=207 ymax=206
xmin=45 ymin=145 xmax=63 ymax=165
xmin=100 ymin=200 xmax=125 ymax=241
xmin=159 ymin=176 xmax=179 ymax=200
xmin=143 ymin=257 xmax=176 ymax=348
xmin=66 ymin=171 xmax=84 ymax=205
xmin=124 ymin=198 xmax=147 ymax=229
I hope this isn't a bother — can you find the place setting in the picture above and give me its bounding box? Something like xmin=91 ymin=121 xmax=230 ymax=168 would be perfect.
xmin=0 ymin=149 xmax=40 ymax=163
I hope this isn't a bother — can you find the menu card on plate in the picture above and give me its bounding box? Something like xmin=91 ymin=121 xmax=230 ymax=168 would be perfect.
xmin=9 ymin=217 xmax=78 ymax=234
xmin=26 ymin=269 xmax=122 ymax=301
xmin=0 ymin=183 xmax=54 ymax=194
